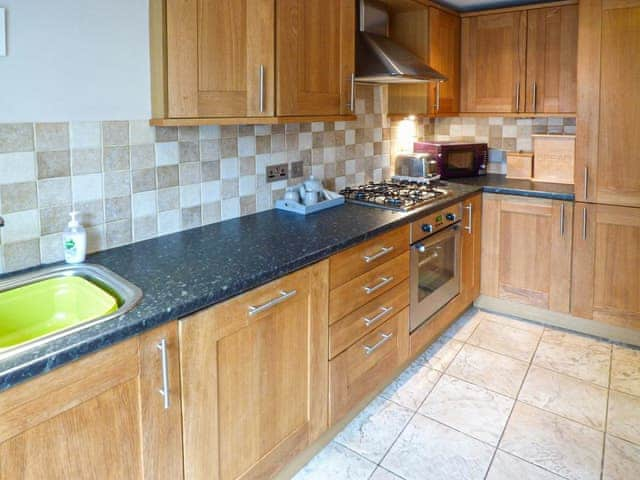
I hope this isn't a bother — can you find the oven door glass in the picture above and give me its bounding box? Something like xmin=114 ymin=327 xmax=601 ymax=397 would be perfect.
xmin=410 ymin=225 xmax=461 ymax=331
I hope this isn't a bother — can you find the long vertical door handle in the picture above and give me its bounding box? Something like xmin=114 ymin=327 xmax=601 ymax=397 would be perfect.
xmin=515 ymin=82 xmax=520 ymax=112
xmin=583 ymin=167 xmax=589 ymax=200
xmin=435 ymin=82 xmax=441 ymax=113
xmin=157 ymin=339 xmax=170 ymax=410
xmin=464 ymin=204 xmax=472 ymax=233
xmin=259 ymin=64 xmax=265 ymax=113
xmin=560 ymin=202 xmax=565 ymax=236
xmin=531 ymin=81 xmax=537 ymax=113
xmin=582 ymin=207 xmax=587 ymax=241
xmin=349 ymin=72 xmax=356 ymax=112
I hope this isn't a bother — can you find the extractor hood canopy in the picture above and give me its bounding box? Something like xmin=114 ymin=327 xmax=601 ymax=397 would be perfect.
xmin=355 ymin=0 xmax=447 ymax=84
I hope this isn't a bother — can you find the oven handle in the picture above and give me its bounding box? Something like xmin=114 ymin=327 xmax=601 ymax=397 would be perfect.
xmin=413 ymin=223 xmax=460 ymax=249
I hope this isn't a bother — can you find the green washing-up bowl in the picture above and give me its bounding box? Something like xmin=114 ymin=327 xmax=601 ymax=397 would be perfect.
xmin=0 ymin=277 xmax=118 ymax=348
xmin=0 ymin=263 xmax=142 ymax=359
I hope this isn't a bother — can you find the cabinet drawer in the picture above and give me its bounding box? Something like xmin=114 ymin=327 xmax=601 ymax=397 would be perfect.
xmin=329 ymin=307 xmax=409 ymax=424
xmin=329 ymin=251 xmax=410 ymax=323
xmin=330 ymin=226 xmax=409 ymax=290
xmin=330 ymin=280 xmax=409 ymax=359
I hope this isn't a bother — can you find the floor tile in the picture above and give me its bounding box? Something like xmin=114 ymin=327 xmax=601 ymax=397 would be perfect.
xmin=413 ymin=336 xmax=463 ymax=372
xmin=611 ymin=344 xmax=640 ymax=396
xmin=446 ymin=343 xmax=529 ymax=397
xmin=467 ymin=319 xmax=541 ymax=361
xmin=293 ymin=442 xmax=376 ymax=480
xmin=533 ymin=329 xmax=611 ymax=387
xmin=519 ymin=365 xmax=608 ymax=430
xmin=607 ymin=390 xmax=640 ymax=445
xmin=500 ymin=402 xmax=604 ymax=480
xmin=381 ymin=414 xmax=494 ymax=480
xmin=369 ymin=467 xmax=404 ymax=480
xmin=603 ymin=435 xmax=640 ymax=480
xmin=419 ymin=375 xmax=514 ymax=446
xmin=441 ymin=308 xmax=482 ymax=341
xmin=480 ymin=311 xmax=545 ymax=335
xmin=335 ymin=396 xmax=413 ymax=463
xmin=381 ymin=360 xmax=441 ymax=410
xmin=487 ymin=450 xmax=565 ymax=480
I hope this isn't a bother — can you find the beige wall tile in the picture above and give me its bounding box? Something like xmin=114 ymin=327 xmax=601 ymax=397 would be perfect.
xmin=0 ymin=123 xmax=34 ymax=153
xmin=3 ymin=238 xmax=41 ymax=272
xmin=35 ymin=123 xmax=69 ymax=151
xmin=1 ymin=182 xmax=38 ymax=213
xmin=102 ymin=121 xmax=129 ymax=146
xmin=37 ymin=151 xmax=71 ymax=179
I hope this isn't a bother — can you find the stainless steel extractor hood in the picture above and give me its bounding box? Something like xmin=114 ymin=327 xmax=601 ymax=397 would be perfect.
xmin=355 ymin=0 xmax=447 ymax=84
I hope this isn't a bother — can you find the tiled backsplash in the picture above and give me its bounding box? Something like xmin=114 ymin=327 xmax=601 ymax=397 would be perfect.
xmin=0 ymin=86 xmax=391 ymax=273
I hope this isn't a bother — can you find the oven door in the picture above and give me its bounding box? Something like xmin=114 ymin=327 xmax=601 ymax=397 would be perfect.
xmin=409 ymin=224 xmax=461 ymax=332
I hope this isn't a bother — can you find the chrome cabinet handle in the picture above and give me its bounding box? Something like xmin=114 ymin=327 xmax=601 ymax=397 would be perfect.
xmin=363 ymin=246 xmax=394 ymax=263
xmin=363 ymin=276 xmax=393 ymax=295
xmin=435 ymin=82 xmax=441 ymax=113
xmin=363 ymin=306 xmax=393 ymax=327
xmin=582 ymin=207 xmax=587 ymax=240
xmin=584 ymin=167 xmax=589 ymax=200
xmin=464 ymin=204 xmax=473 ymax=233
xmin=157 ymin=339 xmax=170 ymax=410
xmin=531 ymin=81 xmax=537 ymax=113
xmin=363 ymin=332 xmax=393 ymax=356
xmin=515 ymin=82 xmax=520 ymax=112
xmin=248 ymin=289 xmax=297 ymax=316
xmin=259 ymin=64 xmax=265 ymax=113
xmin=560 ymin=202 xmax=565 ymax=236
xmin=348 ymin=72 xmax=356 ymax=112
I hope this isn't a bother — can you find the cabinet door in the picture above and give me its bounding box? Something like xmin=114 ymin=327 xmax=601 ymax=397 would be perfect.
xmin=461 ymin=194 xmax=482 ymax=304
xmin=166 ymin=0 xmax=275 ymax=118
xmin=576 ymin=0 xmax=640 ymax=207
xmin=276 ymin=0 xmax=355 ymax=116
xmin=526 ymin=5 xmax=578 ymax=113
xmin=0 ymin=324 xmax=183 ymax=480
xmin=179 ymin=262 xmax=329 ymax=480
xmin=429 ymin=7 xmax=461 ymax=114
xmin=481 ymin=194 xmax=573 ymax=312
xmin=461 ymin=12 xmax=526 ymax=112
xmin=572 ymin=203 xmax=640 ymax=329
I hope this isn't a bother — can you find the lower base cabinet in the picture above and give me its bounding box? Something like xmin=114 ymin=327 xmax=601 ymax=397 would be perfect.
xmin=0 ymin=323 xmax=183 ymax=480
xmin=572 ymin=202 xmax=640 ymax=330
xmin=179 ymin=261 xmax=329 ymax=480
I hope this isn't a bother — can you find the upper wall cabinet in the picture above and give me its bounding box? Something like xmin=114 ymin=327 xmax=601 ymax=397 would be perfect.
xmin=152 ymin=0 xmax=355 ymax=125
xmin=428 ymin=7 xmax=461 ymax=115
xmin=575 ymin=0 xmax=640 ymax=207
xmin=461 ymin=4 xmax=578 ymax=114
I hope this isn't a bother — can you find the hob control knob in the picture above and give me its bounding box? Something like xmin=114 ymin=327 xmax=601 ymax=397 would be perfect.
xmin=421 ymin=224 xmax=433 ymax=233
xmin=446 ymin=213 xmax=456 ymax=221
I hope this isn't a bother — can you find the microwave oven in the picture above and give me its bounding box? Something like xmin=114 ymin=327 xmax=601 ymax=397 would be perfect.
xmin=413 ymin=141 xmax=488 ymax=179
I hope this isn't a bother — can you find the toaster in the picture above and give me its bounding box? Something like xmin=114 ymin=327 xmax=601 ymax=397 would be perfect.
xmin=394 ymin=153 xmax=438 ymax=178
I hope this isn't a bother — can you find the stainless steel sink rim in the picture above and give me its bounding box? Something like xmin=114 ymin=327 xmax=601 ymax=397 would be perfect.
xmin=0 ymin=263 xmax=143 ymax=361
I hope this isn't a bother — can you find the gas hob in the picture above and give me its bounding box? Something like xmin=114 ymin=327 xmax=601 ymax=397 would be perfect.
xmin=340 ymin=179 xmax=450 ymax=212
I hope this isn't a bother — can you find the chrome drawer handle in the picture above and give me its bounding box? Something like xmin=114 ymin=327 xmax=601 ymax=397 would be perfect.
xmin=157 ymin=339 xmax=170 ymax=410
xmin=363 ymin=306 xmax=393 ymax=327
xmin=363 ymin=246 xmax=394 ymax=263
xmin=248 ymin=289 xmax=297 ymax=316
xmin=363 ymin=276 xmax=393 ymax=295
xmin=363 ymin=332 xmax=394 ymax=356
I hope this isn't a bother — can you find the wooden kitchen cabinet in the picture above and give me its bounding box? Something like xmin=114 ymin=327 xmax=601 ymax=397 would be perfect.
xmin=461 ymin=11 xmax=526 ymax=113
xmin=461 ymin=193 xmax=482 ymax=304
xmin=276 ymin=0 xmax=355 ymax=116
xmin=526 ymin=5 xmax=578 ymax=114
xmin=164 ymin=0 xmax=275 ymax=119
xmin=481 ymin=194 xmax=573 ymax=313
xmin=179 ymin=261 xmax=329 ymax=480
xmin=575 ymin=0 xmax=640 ymax=207
xmin=572 ymin=203 xmax=640 ymax=330
xmin=0 ymin=323 xmax=183 ymax=480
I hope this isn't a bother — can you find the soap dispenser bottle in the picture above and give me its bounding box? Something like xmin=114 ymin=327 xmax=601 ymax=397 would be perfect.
xmin=63 ymin=211 xmax=87 ymax=264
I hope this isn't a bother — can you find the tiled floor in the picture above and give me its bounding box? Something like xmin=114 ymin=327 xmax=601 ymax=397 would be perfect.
xmin=293 ymin=309 xmax=640 ymax=480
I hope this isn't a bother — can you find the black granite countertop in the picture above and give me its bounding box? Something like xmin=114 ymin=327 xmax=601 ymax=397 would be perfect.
xmin=0 ymin=183 xmax=483 ymax=392
xmin=452 ymin=174 xmax=575 ymax=201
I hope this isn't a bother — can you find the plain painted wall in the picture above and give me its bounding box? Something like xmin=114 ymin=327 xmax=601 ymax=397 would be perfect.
xmin=0 ymin=0 xmax=151 ymax=122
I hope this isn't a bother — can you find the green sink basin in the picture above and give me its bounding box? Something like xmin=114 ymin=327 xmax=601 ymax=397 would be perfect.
xmin=0 ymin=276 xmax=118 ymax=348
xmin=0 ymin=264 xmax=142 ymax=358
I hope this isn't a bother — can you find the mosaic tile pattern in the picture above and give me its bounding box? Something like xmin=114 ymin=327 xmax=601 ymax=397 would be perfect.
xmin=294 ymin=309 xmax=640 ymax=480
xmin=0 ymin=86 xmax=391 ymax=273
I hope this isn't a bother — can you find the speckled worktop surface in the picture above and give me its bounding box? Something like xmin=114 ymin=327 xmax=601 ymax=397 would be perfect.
xmin=0 ymin=175 xmax=572 ymax=392
xmin=452 ymin=174 xmax=575 ymax=201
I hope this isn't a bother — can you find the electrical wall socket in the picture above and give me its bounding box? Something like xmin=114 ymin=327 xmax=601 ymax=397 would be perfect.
xmin=266 ymin=163 xmax=288 ymax=183
xmin=290 ymin=161 xmax=303 ymax=179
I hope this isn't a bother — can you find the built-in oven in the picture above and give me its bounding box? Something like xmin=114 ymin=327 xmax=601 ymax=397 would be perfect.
xmin=409 ymin=203 xmax=462 ymax=332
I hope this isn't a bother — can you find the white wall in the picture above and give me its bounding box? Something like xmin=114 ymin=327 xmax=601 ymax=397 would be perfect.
xmin=0 ymin=0 xmax=151 ymax=122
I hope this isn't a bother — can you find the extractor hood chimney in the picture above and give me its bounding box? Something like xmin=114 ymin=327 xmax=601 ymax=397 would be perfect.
xmin=355 ymin=0 xmax=447 ymax=84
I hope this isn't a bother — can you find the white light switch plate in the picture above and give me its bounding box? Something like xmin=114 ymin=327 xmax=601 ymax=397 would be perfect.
xmin=0 ymin=8 xmax=6 ymax=56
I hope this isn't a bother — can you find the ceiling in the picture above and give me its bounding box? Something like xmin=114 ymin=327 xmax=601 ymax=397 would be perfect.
xmin=437 ymin=0 xmax=555 ymax=11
